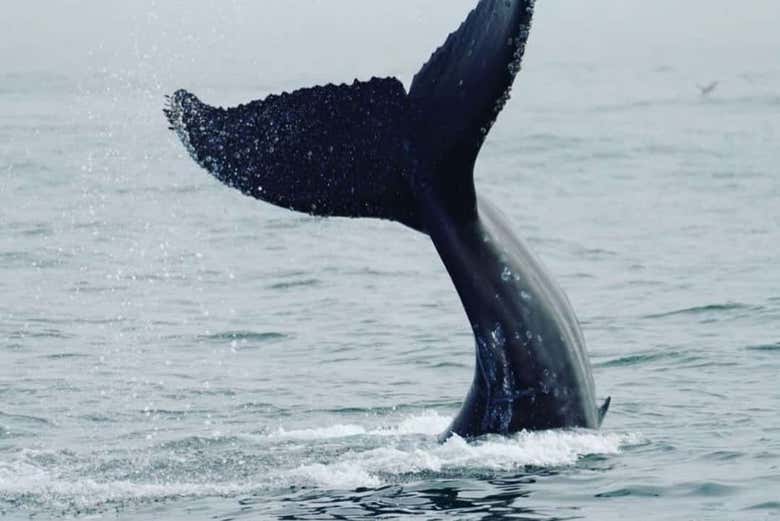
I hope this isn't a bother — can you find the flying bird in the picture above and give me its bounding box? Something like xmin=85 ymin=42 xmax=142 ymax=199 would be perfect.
xmin=698 ymin=81 xmax=719 ymax=97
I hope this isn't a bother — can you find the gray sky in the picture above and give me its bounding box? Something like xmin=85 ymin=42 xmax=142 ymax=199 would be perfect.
xmin=2 ymin=0 xmax=779 ymax=88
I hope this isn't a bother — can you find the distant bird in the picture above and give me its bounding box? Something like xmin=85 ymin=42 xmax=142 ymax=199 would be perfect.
xmin=697 ymin=81 xmax=719 ymax=97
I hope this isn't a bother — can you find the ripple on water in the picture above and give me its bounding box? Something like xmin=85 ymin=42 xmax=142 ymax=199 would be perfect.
xmin=680 ymin=481 xmax=740 ymax=498
xmin=267 ymin=278 xmax=321 ymax=290
xmin=642 ymin=302 xmax=760 ymax=320
xmin=701 ymin=450 xmax=746 ymax=462
xmin=40 ymin=352 xmax=90 ymax=360
xmin=596 ymin=350 xmax=688 ymax=368
xmin=0 ymin=412 xmax=52 ymax=427
xmin=745 ymin=342 xmax=780 ymax=352
xmin=595 ymin=485 xmax=664 ymax=498
xmin=746 ymin=501 xmax=780 ymax=511
xmin=198 ymin=331 xmax=288 ymax=344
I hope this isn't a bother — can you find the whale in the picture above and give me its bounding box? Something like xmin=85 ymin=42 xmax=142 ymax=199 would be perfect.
xmin=164 ymin=0 xmax=610 ymax=439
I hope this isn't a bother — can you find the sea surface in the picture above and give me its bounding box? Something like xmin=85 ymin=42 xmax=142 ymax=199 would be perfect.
xmin=1 ymin=41 xmax=779 ymax=521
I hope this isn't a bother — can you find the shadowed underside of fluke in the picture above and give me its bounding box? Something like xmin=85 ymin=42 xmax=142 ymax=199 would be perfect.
xmin=165 ymin=0 xmax=610 ymax=439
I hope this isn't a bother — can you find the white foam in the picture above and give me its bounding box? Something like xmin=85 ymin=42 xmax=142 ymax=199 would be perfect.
xmin=287 ymin=462 xmax=383 ymax=490
xmin=286 ymin=429 xmax=642 ymax=490
xmin=265 ymin=410 xmax=451 ymax=441
xmin=268 ymin=423 xmax=368 ymax=440
xmin=0 ymin=416 xmax=643 ymax=511
xmin=0 ymin=459 xmax=252 ymax=512
xmin=372 ymin=410 xmax=452 ymax=436
xmin=431 ymin=430 xmax=638 ymax=470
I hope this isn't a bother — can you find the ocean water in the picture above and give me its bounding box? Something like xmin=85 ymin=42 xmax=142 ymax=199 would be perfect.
xmin=2 ymin=27 xmax=780 ymax=521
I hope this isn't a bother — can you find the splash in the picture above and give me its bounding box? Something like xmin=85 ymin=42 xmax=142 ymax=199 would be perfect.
xmin=0 ymin=458 xmax=253 ymax=513
xmin=0 ymin=414 xmax=642 ymax=515
xmin=265 ymin=410 xmax=451 ymax=440
xmin=285 ymin=427 xmax=641 ymax=490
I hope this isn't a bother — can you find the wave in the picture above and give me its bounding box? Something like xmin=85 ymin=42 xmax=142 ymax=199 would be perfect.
xmin=267 ymin=278 xmax=321 ymax=290
xmin=198 ymin=330 xmax=287 ymax=343
xmin=642 ymin=302 xmax=759 ymax=320
xmin=263 ymin=410 xmax=451 ymax=440
xmin=287 ymin=429 xmax=641 ymax=490
xmin=261 ymin=412 xmax=641 ymax=490
xmin=0 ymin=460 xmax=253 ymax=513
xmin=591 ymin=95 xmax=780 ymax=114
xmin=747 ymin=501 xmax=780 ymax=511
xmin=746 ymin=342 xmax=780 ymax=352
xmin=597 ymin=351 xmax=683 ymax=368
xmin=0 ymin=412 xmax=52 ymax=426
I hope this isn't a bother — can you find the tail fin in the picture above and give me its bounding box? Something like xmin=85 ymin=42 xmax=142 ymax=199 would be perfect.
xmin=165 ymin=79 xmax=424 ymax=232
xmin=165 ymin=1 xmax=537 ymax=227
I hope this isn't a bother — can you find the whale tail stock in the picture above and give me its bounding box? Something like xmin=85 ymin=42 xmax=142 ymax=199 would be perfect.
xmin=164 ymin=0 xmax=535 ymax=229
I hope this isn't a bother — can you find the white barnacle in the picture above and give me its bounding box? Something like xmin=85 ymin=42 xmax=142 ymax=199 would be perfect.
xmin=491 ymin=324 xmax=506 ymax=348
xmin=501 ymin=266 xmax=512 ymax=282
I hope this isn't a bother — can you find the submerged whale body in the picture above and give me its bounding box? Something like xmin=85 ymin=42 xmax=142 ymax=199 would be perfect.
xmin=165 ymin=0 xmax=610 ymax=439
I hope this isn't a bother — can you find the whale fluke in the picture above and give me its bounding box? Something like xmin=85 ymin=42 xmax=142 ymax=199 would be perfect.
xmin=165 ymin=1 xmax=536 ymax=229
xmin=164 ymin=79 xmax=423 ymax=231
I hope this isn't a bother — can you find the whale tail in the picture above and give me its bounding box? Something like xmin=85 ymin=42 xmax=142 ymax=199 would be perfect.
xmin=165 ymin=0 xmax=535 ymax=228
xmin=163 ymin=1 xmax=611 ymax=438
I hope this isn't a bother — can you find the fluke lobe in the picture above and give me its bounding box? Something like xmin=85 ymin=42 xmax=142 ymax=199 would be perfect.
xmin=165 ymin=0 xmax=610 ymax=439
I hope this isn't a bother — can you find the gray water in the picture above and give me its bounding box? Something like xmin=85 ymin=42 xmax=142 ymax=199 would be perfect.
xmin=2 ymin=3 xmax=780 ymax=520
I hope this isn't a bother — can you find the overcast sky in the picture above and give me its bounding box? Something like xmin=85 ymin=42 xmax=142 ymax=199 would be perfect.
xmin=2 ymin=0 xmax=778 ymax=88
